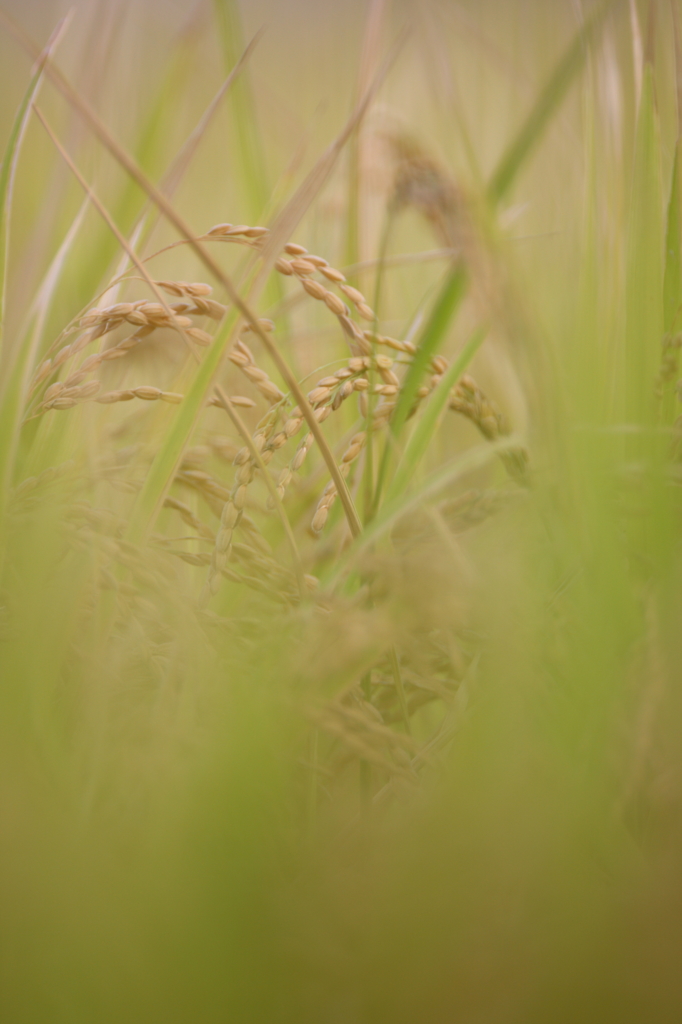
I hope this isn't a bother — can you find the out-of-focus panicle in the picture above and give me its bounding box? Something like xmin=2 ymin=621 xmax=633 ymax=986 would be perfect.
xmin=385 ymin=131 xmax=470 ymax=255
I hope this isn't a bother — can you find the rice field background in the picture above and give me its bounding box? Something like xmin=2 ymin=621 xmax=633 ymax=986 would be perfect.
xmin=2 ymin=0 xmax=682 ymax=1021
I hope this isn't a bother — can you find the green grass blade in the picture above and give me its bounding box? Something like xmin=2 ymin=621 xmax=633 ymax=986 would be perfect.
xmin=661 ymin=138 xmax=682 ymax=422
xmin=664 ymin=140 xmax=682 ymax=335
xmin=0 ymin=19 xmax=69 ymax=528
xmin=22 ymin=197 xmax=89 ymax=371
xmin=3 ymin=197 xmax=90 ymax=483
xmin=625 ymin=61 xmax=664 ymax=429
xmin=386 ymin=326 xmax=486 ymax=504
xmin=487 ymin=0 xmax=613 ymax=205
xmin=0 ymin=18 xmax=69 ymax=364
xmin=127 ymin=306 xmax=242 ymax=543
xmin=373 ymin=264 xmax=467 ymax=509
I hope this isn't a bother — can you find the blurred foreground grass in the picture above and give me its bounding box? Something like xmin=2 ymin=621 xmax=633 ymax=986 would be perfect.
xmin=2 ymin=1 xmax=682 ymax=1021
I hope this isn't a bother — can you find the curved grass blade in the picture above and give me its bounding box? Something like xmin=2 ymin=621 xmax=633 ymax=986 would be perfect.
xmin=487 ymin=0 xmax=614 ymax=205
xmin=373 ymin=263 xmax=467 ymax=511
xmin=661 ymin=4 xmax=682 ymax=424
xmin=0 ymin=15 xmax=70 ymax=365
xmin=369 ymin=0 xmax=611 ymax=507
xmin=625 ymin=61 xmax=663 ymax=430
xmin=662 ymin=139 xmax=682 ymax=422
xmin=385 ymin=326 xmax=486 ymax=504
xmin=7 ymin=197 xmax=90 ymax=462
xmin=0 ymin=17 xmax=71 ymax=527
xmin=22 ymin=197 xmax=89 ymax=373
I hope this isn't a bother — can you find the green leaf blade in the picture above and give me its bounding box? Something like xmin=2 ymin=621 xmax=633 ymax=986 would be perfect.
xmin=487 ymin=0 xmax=613 ymax=206
xmin=0 ymin=19 xmax=69 ymax=527
xmin=661 ymin=139 xmax=682 ymax=421
xmin=625 ymin=62 xmax=664 ymax=429
xmin=386 ymin=326 xmax=486 ymax=504
xmin=373 ymin=263 xmax=467 ymax=510
xmin=126 ymin=306 xmax=241 ymax=544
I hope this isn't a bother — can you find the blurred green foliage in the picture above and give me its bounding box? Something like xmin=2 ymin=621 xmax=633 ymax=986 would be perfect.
xmin=2 ymin=1 xmax=682 ymax=1022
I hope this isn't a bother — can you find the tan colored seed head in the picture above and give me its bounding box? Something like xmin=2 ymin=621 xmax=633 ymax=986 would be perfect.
xmin=323 ymin=292 xmax=348 ymax=316
xmin=186 ymin=328 xmax=213 ymax=346
xmin=302 ymin=279 xmax=328 ymax=301
xmin=340 ymin=284 xmax=366 ymax=305
xmin=307 ymin=386 xmax=332 ymax=406
xmin=133 ymin=386 xmax=162 ymax=401
xmin=284 ymin=242 xmax=307 ymax=255
xmin=357 ymin=303 xmax=375 ymax=322
xmin=319 ymin=266 xmax=346 ymax=283
xmin=290 ymin=259 xmax=316 ymax=276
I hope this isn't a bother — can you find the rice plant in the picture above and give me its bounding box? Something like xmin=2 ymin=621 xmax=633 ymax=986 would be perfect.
xmin=1 ymin=1 xmax=682 ymax=1021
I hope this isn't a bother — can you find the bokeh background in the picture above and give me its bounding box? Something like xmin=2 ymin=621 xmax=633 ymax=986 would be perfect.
xmin=2 ymin=1 xmax=682 ymax=1022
